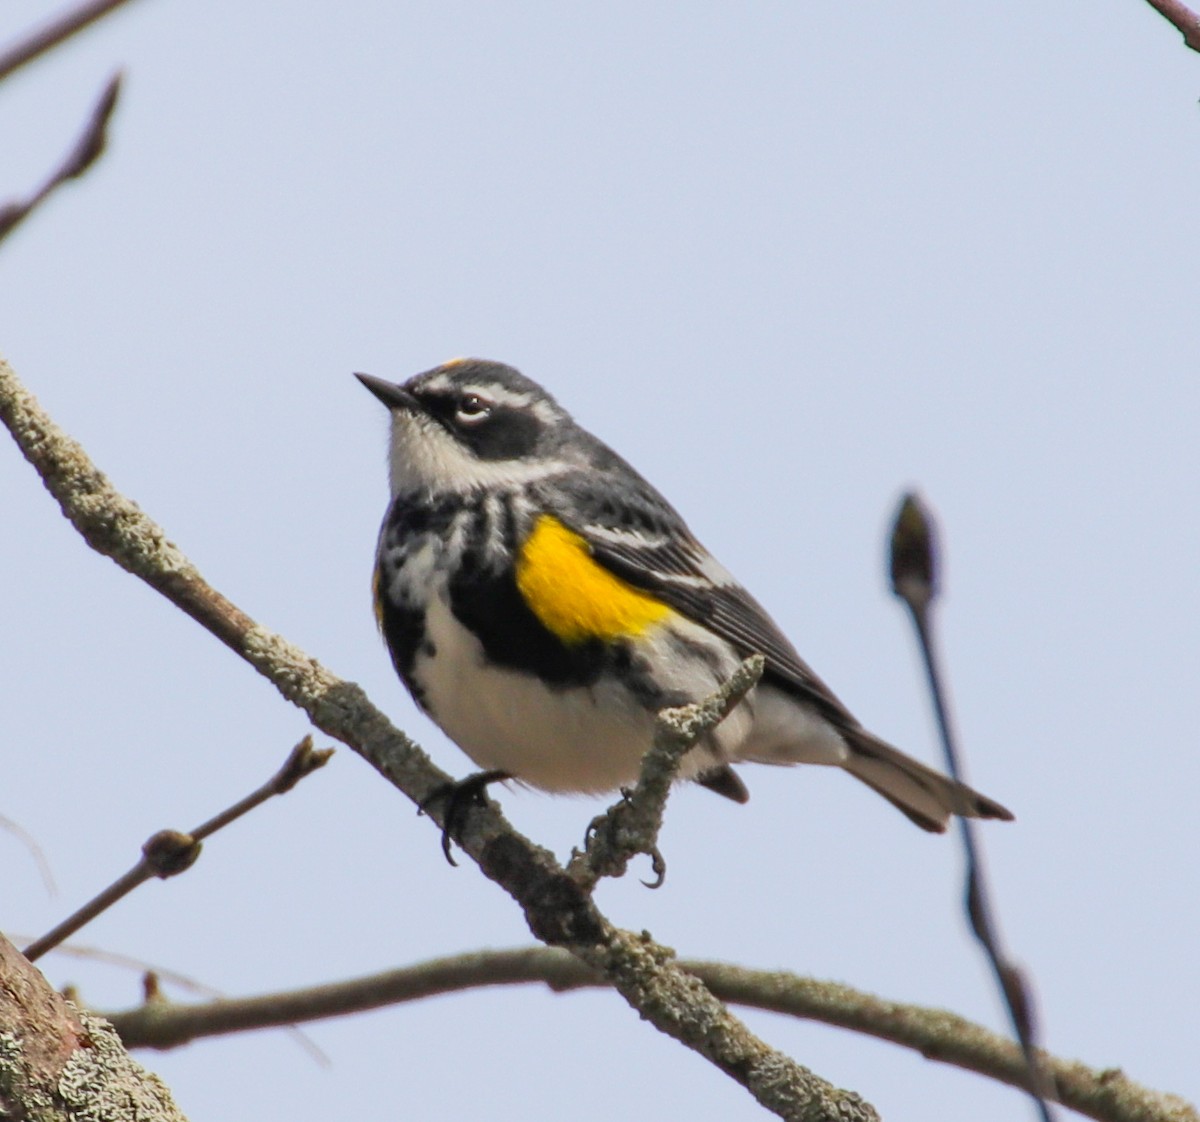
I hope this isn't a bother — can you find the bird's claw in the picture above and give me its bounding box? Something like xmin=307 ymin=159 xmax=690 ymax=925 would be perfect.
xmin=418 ymin=770 xmax=510 ymax=865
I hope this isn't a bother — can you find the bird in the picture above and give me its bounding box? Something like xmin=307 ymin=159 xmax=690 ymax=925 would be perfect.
xmin=357 ymin=358 xmax=1012 ymax=839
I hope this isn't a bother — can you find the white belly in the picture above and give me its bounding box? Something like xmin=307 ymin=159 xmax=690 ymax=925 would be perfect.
xmin=412 ymin=584 xmax=855 ymax=795
xmin=415 ymin=596 xmax=756 ymax=793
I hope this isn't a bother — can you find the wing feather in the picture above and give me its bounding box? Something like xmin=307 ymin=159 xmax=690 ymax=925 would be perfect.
xmin=533 ymin=473 xmax=858 ymax=728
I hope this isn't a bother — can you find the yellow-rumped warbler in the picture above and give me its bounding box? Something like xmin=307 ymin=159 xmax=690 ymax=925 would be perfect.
xmin=358 ymin=359 xmax=1012 ymax=833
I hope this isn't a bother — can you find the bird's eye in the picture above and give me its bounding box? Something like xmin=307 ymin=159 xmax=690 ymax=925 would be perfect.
xmin=455 ymin=393 xmax=492 ymax=425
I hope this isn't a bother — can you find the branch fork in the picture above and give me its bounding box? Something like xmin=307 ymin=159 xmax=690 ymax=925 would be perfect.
xmin=568 ymin=655 xmax=765 ymax=892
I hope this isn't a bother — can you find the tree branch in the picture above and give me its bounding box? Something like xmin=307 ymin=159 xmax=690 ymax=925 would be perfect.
xmin=0 ymin=0 xmax=140 ymax=82
xmin=0 ymin=934 xmax=186 ymax=1122
xmin=1142 ymin=0 xmax=1200 ymax=53
xmin=0 ymin=353 xmax=876 ymax=1121
xmin=101 ymin=947 xmax=1196 ymax=1122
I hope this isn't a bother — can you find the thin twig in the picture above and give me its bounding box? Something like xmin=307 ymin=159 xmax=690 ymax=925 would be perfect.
xmin=0 ymin=72 xmax=122 ymax=247
xmin=22 ymin=737 xmax=332 ymax=962
xmin=0 ymin=812 xmax=58 ymax=896
xmin=189 ymin=734 xmax=333 ymax=838
xmin=8 ymin=936 xmax=330 ymax=1066
xmin=1142 ymin=0 xmax=1200 ymax=53
xmin=100 ymin=946 xmax=1197 ymax=1122
xmin=890 ymin=493 xmax=1054 ymax=1121
xmin=567 ymin=654 xmax=764 ymax=891
xmin=0 ymin=355 xmax=877 ymax=1122
xmin=0 ymin=0 xmax=140 ymax=82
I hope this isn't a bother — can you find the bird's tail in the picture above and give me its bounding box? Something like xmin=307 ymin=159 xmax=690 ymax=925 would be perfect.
xmin=841 ymin=729 xmax=1013 ymax=833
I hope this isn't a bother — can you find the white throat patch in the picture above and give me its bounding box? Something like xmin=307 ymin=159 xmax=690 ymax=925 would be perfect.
xmin=386 ymin=410 xmax=565 ymax=498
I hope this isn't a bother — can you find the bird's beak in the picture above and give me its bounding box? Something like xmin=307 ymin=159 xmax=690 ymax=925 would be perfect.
xmin=355 ymin=373 xmax=419 ymax=412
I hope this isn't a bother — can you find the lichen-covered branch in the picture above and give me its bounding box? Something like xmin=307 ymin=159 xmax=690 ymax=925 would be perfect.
xmin=0 ymin=353 xmax=875 ymax=1121
xmin=0 ymin=934 xmax=186 ymax=1122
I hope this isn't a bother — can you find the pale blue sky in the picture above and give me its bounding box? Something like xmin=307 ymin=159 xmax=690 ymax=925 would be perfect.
xmin=2 ymin=3 xmax=1197 ymax=1120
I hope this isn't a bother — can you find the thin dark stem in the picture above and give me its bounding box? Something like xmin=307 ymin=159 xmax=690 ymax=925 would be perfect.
xmin=23 ymin=865 xmax=146 ymax=963
xmin=910 ymin=607 xmax=1052 ymax=1115
xmin=0 ymin=71 xmax=122 ymax=247
xmin=890 ymin=493 xmax=1054 ymax=1122
xmin=189 ymin=735 xmax=333 ymax=840
xmin=0 ymin=0 xmax=139 ymax=82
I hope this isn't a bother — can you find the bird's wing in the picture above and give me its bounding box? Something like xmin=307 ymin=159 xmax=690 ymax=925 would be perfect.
xmin=540 ymin=473 xmax=859 ymax=728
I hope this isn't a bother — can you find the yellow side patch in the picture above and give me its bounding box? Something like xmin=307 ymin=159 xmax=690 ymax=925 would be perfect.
xmin=372 ymin=565 xmax=385 ymax=633
xmin=516 ymin=515 xmax=671 ymax=644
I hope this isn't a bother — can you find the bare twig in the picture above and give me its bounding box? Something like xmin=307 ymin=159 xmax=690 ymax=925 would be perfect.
xmin=100 ymin=946 xmax=1197 ymax=1122
xmin=8 ymin=939 xmax=224 ymax=1001
xmin=1142 ymin=0 xmax=1200 ymax=53
xmin=567 ymin=655 xmax=764 ymax=891
xmin=0 ymin=72 xmax=122 ymax=247
xmin=0 ymin=355 xmax=877 ymax=1121
xmin=8 ymin=937 xmax=329 ymax=1066
xmin=890 ymin=493 xmax=1054 ymax=1121
xmin=0 ymin=0 xmax=140 ymax=82
xmin=0 ymin=812 xmax=58 ymax=896
xmin=189 ymin=734 xmax=333 ymax=837
xmin=22 ymin=737 xmax=332 ymax=963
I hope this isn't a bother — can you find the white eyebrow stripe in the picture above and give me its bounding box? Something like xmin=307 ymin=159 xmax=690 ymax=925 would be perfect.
xmin=412 ymin=373 xmax=534 ymax=408
xmin=467 ymin=384 xmax=534 ymax=409
xmin=408 ymin=371 xmax=566 ymax=426
xmin=465 ymin=385 xmax=563 ymax=425
xmin=529 ymin=399 xmax=561 ymax=424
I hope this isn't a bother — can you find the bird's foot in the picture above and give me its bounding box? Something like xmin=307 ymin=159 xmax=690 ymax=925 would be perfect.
xmin=418 ymin=769 xmax=510 ymax=865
